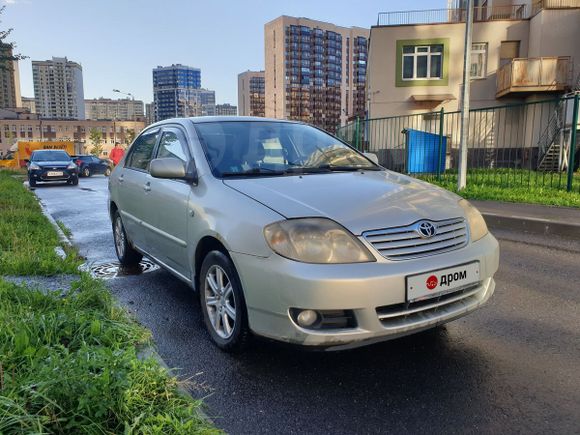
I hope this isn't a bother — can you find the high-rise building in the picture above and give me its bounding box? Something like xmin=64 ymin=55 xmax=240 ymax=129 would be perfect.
xmin=32 ymin=57 xmax=85 ymax=119
xmin=238 ymin=70 xmax=265 ymax=117
xmin=153 ymin=64 xmax=202 ymax=121
xmin=145 ymin=103 xmax=154 ymax=125
xmin=198 ymin=89 xmax=216 ymax=116
xmin=0 ymin=43 xmax=22 ymax=109
xmin=21 ymin=97 xmax=35 ymax=113
xmin=264 ymin=16 xmax=369 ymax=133
xmin=215 ymin=103 xmax=238 ymax=116
xmin=85 ymin=98 xmax=145 ymax=120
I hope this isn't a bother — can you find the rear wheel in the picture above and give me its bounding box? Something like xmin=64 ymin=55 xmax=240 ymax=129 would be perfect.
xmin=82 ymin=167 xmax=91 ymax=177
xmin=199 ymin=251 xmax=250 ymax=352
xmin=112 ymin=210 xmax=142 ymax=266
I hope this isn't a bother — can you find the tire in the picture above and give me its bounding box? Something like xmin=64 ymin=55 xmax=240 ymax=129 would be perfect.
xmin=70 ymin=176 xmax=79 ymax=186
xmin=82 ymin=167 xmax=91 ymax=177
xmin=104 ymin=167 xmax=111 ymax=177
xmin=112 ymin=210 xmax=143 ymax=266
xmin=29 ymin=177 xmax=36 ymax=187
xmin=199 ymin=251 xmax=250 ymax=352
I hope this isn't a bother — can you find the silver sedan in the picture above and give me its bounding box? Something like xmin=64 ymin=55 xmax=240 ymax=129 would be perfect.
xmin=108 ymin=117 xmax=499 ymax=352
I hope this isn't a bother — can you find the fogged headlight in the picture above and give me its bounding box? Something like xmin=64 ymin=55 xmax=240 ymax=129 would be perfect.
xmin=67 ymin=162 xmax=77 ymax=169
xmin=459 ymin=199 xmax=488 ymax=242
xmin=29 ymin=163 xmax=40 ymax=170
xmin=264 ymin=218 xmax=375 ymax=264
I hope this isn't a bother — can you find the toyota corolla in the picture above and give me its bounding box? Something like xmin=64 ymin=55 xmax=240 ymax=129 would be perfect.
xmin=108 ymin=117 xmax=499 ymax=352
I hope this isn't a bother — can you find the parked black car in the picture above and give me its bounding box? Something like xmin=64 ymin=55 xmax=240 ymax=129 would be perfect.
xmin=27 ymin=150 xmax=79 ymax=187
xmin=72 ymin=155 xmax=113 ymax=177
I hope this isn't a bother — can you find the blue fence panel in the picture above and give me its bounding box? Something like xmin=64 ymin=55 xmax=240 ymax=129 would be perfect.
xmin=405 ymin=129 xmax=446 ymax=174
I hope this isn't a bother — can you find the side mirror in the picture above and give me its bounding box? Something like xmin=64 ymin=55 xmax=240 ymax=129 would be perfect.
xmin=150 ymin=158 xmax=198 ymax=184
xmin=363 ymin=152 xmax=379 ymax=165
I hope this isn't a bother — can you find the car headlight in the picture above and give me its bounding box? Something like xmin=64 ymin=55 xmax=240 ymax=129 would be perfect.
xmin=264 ymin=218 xmax=375 ymax=264
xmin=67 ymin=162 xmax=77 ymax=170
xmin=29 ymin=163 xmax=40 ymax=170
xmin=459 ymin=199 xmax=488 ymax=242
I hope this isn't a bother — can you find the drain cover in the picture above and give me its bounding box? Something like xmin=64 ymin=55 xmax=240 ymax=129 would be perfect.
xmin=87 ymin=259 xmax=160 ymax=279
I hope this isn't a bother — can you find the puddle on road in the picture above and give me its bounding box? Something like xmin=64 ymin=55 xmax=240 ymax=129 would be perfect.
xmin=86 ymin=259 xmax=160 ymax=279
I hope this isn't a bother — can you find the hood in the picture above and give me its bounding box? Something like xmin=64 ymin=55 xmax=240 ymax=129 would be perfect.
xmin=34 ymin=161 xmax=71 ymax=167
xmin=223 ymin=171 xmax=464 ymax=235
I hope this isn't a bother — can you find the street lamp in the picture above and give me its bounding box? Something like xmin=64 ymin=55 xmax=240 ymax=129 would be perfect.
xmin=113 ymin=88 xmax=137 ymax=146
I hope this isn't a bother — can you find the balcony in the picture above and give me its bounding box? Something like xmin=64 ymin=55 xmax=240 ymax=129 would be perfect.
xmin=496 ymin=57 xmax=572 ymax=98
xmin=376 ymin=5 xmax=529 ymax=26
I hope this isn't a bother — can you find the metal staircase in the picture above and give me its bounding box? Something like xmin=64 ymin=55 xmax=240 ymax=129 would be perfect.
xmin=537 ymin=73 xmax=580 ymax=172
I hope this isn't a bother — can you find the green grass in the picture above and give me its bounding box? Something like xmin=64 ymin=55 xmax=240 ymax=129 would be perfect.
xmin=0 ymin=170 xmax=81 ymax=275
xmin=56 ymin=220 xmax=72 ymax=239
xmin=419 ymin=169 xmax=580 ymax=208
xmin=0 ymin=275 xmax=218 ymax=434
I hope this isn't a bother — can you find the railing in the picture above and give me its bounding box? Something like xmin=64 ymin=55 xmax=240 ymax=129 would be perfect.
xmin=532 ymin=0 xmax=580 ymax=14
xmin=376 ymin=5 xmax=529 ymax=26
xmin=336 ymin=96 xmax=580 ymax=193
xmin=496 ymin=57 xmax=572 ymax=97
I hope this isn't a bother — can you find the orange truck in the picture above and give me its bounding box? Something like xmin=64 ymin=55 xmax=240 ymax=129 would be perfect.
xmin=0 ymin=141 xmax=75 ymax=168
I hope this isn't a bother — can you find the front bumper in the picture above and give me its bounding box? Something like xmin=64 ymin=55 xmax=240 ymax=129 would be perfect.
xmin=29 ymin=168 xmax=77 ymax=182
xmin=231 ymin=233 xmax=499 ymax=349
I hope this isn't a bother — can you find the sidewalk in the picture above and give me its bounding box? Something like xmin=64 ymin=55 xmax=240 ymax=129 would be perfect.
xmin=471 ymin=200 xmax=580 ymax=240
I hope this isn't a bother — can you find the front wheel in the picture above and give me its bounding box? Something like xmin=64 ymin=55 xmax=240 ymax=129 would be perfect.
xmin=112 ymin=210 xmax=142 ymax=266
xmin=104 ymin=167 xmax=111 ymax=176
xmin=199 ymin=251 xmax=250 ymax=352
xmin=29 ymin=177 xmax=36 ymax=187
xmin=68 ymin=176 xmax=79 ymax=186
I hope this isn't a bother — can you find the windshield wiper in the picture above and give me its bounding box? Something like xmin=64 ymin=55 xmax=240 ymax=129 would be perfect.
xmin=221 ymin=167 xmax=286 ymax=177
xmin=286 ymin=164 xmax=380 ymax=173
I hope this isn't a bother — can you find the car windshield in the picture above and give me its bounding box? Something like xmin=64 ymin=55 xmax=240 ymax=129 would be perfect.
xmin=31 ymin=151 xmax=70 ymax=161
xmin=194 ymin=121 xmax=379 ymax=177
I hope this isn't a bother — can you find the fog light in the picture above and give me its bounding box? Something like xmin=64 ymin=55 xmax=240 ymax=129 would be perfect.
xmin=296 ymin=309 xmax=319 ymax=327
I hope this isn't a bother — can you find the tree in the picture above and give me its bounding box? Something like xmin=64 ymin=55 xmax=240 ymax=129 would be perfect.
xmin=0 ymin=6 xmax=27 ymax=71
xmin=88 ymin=128 xmax=103 ymax=156
xmin=124 ymin=128 xmax=135 ymax=146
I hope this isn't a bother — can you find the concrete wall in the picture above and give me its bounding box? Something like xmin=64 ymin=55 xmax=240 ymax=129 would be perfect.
xmin=367 ymin=19 xmax=530 ymax=119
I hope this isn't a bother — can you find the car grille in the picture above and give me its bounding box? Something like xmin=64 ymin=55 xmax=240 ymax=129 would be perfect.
xmin=376 ymin=283 xmax=483 ymax=329
xmin=362 ymin=217 xmax=468 ymax=260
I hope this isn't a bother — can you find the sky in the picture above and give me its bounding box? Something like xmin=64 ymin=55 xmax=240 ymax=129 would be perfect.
xmin=3 ymin=0 xmax=442 ymax=106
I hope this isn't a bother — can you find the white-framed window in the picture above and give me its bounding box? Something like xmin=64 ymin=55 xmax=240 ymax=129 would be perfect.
xmin=402 ymin=44 xmax=443 ymax=80
xmin=471 ymin=42 xmax=488 ymax=79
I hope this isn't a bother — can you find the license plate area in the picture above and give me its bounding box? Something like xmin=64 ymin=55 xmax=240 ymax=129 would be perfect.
xmin=406 ymin=262 xmax=480 ymax=303
xmin=47 ymin=171 xmax=64 ymax=177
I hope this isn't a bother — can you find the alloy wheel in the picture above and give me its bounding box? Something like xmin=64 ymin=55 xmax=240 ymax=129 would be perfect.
xmin=114 ymin=217 xmax=126 ymax=259
xmin=204 ymin=265 xmax=237 ymax=339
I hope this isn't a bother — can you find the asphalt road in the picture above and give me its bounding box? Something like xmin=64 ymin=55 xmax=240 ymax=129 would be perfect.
xmin=34 ymin=176 xmax=580 ymax=434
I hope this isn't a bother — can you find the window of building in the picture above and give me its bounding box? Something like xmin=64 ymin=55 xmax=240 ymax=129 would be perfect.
xmin=500 ymin=40 xmax=520 ymax=66
xmin=396 ymin=39 xmax=449 ymax=87
xmin=471 ymin=42 xmax=488 ymax=79
xmin=402 ymin=45 xmax=443 ymax=80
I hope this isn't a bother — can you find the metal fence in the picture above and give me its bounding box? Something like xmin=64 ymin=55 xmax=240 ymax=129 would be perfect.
xmin=336 ymin=95 xmax=580 ymax=193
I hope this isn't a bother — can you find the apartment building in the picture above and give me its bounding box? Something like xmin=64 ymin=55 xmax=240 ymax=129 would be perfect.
xmin=145 ymin=103 xmax=154 ymax=125
xmin=238 ymin=70 xmax=265 ymax=117
xmin=85 ymin=97 xmax=145 ymax=121
xmin=153 ymin=64 xmax=202 ymax=121
xmin=215 ymin=103 xmax=238 ymax=116
xmin=264 ymin=16 xmax=369 ymax=133
xmin=32 ymin=57 xmax=85 ymax=119
xmin=0 ymin=43 xmax=22 ymax=109
xmin=367 ymin=0 xmax=580 ymax=118
xmin=0 ymin=109 xmax=144 ymax=156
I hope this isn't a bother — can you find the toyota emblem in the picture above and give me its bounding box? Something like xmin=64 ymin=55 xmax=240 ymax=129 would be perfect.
xmin=416 ymin=221 xmax=437 ymax=238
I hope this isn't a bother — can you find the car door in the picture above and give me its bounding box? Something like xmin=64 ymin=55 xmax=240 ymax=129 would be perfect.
xmin=92 ymin=156 xmax=104 ymax=174
xmin=115 ymin=128 xmax=160 ymax=250
xmin=145 ymin=126 xmax=193 ymax=277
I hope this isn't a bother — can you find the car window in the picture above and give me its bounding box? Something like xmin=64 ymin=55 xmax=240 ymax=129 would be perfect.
xmin=126 ymin=130 xmax=160 ymax=171
xmin=156 ymin=130 xmax=189 ymax=163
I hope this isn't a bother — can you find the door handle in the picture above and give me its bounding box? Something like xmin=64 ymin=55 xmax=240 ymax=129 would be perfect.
xmin=144 ymin=182 xmax=151 ymax=192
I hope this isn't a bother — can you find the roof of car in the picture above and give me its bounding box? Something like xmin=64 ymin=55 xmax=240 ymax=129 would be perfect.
xmin=146 ymin=116 xmax=302 ymax=129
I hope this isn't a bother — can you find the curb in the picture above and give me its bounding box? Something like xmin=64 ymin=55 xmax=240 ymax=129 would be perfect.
xmin=30 ymin=183 xmax=73 ymax=248
xmin=481 ymin=212 xmax=580 ymax=241
xmin=137 ymin=346 xmax=215 ymax=425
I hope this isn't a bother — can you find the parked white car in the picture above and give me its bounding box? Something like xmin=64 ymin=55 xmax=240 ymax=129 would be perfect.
xmin=108 ymin=117 xmax=499 ymax=352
